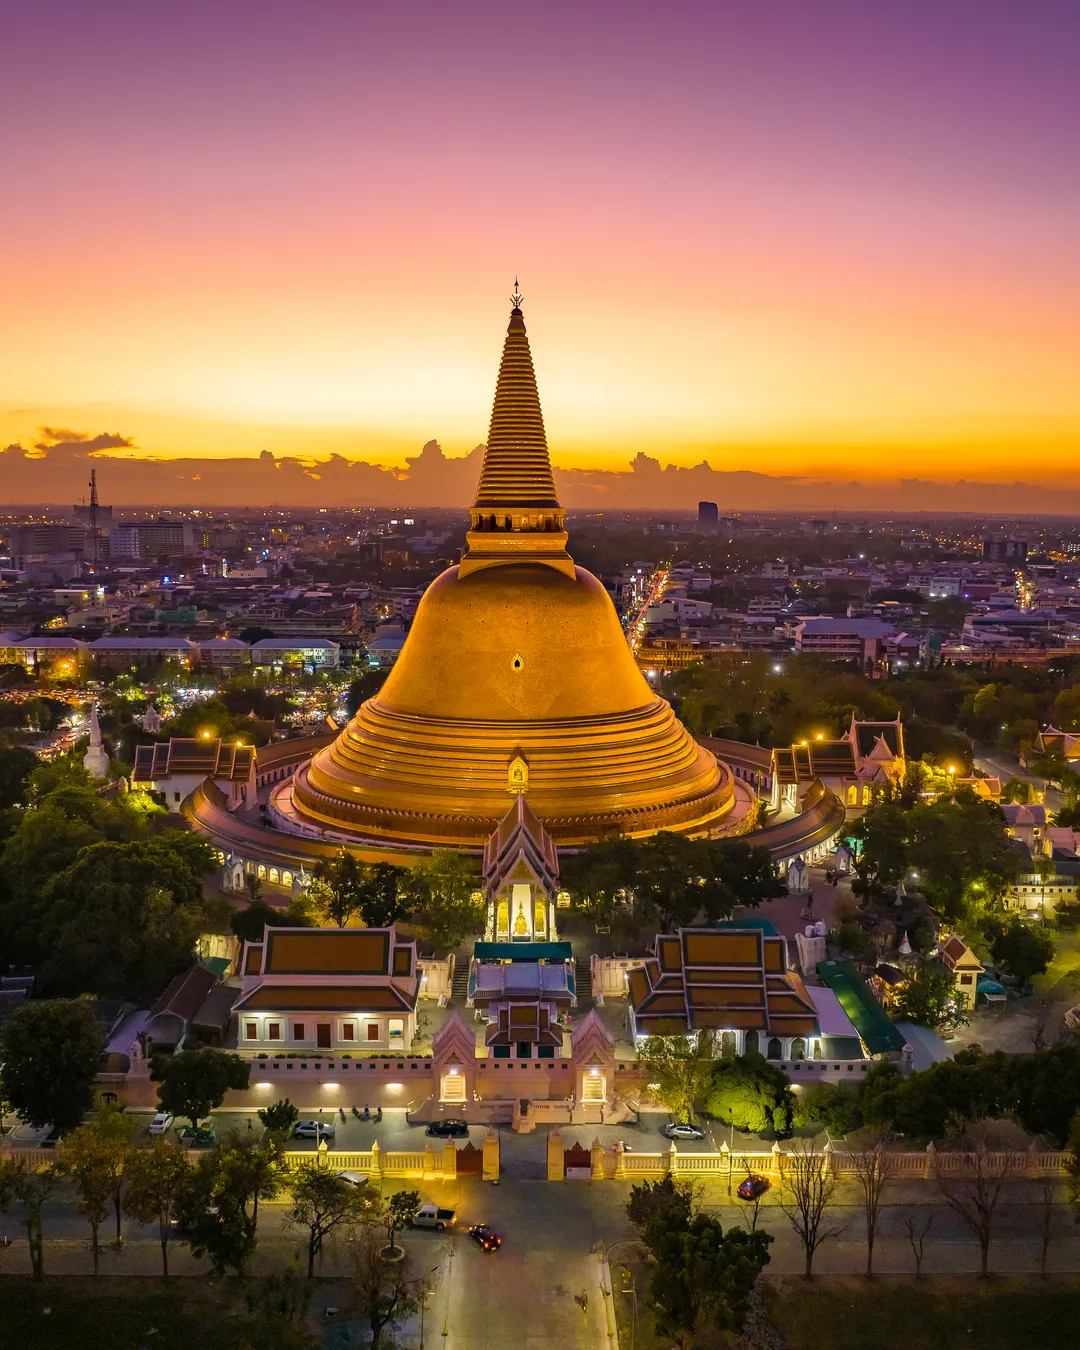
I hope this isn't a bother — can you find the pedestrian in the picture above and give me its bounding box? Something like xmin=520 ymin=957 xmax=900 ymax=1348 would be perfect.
xmin=247 ymin=1116 xmax=253 ymax=1131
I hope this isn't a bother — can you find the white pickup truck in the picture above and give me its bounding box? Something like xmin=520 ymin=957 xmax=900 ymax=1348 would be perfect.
xmin=410 ymin=1204 xmax=456 ymax=1231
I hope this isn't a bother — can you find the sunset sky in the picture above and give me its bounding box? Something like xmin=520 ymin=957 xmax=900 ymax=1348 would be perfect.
xmin=3 ymin=1 xmax=1080 ymax=489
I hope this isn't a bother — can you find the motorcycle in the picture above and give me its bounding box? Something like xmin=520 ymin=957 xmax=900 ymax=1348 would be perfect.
xmin=339 ymin=1106 xmax=346 ymax=1122
xmin=360 ymin=1106 xmax=371 ymax=1122
xmin=351 ymin=1105 xmax=361 ymax=1120
xmin=375 ymin=1106 xmax=382 ymax=1123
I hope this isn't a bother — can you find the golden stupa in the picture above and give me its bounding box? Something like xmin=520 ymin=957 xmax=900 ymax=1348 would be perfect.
xmin=286 ymin=285 xmax=733 ymax=848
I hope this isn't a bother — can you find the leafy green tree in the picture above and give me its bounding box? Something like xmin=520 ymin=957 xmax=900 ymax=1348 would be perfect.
xmin=793 ymin=1082 xmax=863 ymax=1137
xmin=639 ymin=1030 xmax=717 ymax=1124
xmin=152 ymin=1048 xmax=251 ymax=1129
xmin=175 ymin=1150 xmax=256 ymax=1277
xmin=401 ymin=851 xmax=485 ymax=951
xmin=892 ymin=959 xmax=967 ymax=1033
xmin=0 ymin=998 xmax=104 ymax=1134
xmin=357 ymin=861 xmax=410 ymax=928
xmin=312 ymin=851 xmax=368 ymax=927
xmin=345 ymin=670 xmax=386 ymax=716
xmin=230 ymin=898 xmax=294 ymax=944
xmin=561 ymin=835 xmax=638 ymax=929
xmin=0 ymin=1157 xmax=63 ymax=1279
xmin=259 ymin=1097 xmax=301 ymax=1143
xmin=645 ymin=1206 xmax=773 ymax=1349
xmin=122 ymin=1139 xmax=191 ymax=1277
xmin=385 ymin=1188 xmax=422 ymax=1254
xmin=58 ymin=1124 xmax=115 ymax=1273
xmin=287 ymin=1161 xmax=373 ymax=1277
xmin=215 ymin=1132 xmax=285 ymax=1233
xmin=0 ymin=741 xmax=37 ymax=810
xmin=983 ymin=917 xmax=1055 ymax=988
xmin=626 ymin=1176 xmax=693 ymax=1246
xmin=86 ymin=1100 xmax=140 ymax=1243
xmin=30 ymin=835 xmax=214 ymax=998
xmin=706 ymin=1053 xmax=795 ymax=1135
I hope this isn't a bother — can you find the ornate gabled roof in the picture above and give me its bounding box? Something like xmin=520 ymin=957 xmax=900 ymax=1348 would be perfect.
xmin=132 ymin=737 xmax=255 ymax=784
xmin=628 ymin=927 xmax=819 ymax=1038
xmin=483 ymin=793 xmax=560 ymax=900
xmin=848 ymin=715 xmax=904 ymax=761
xmin=484 ymin=999 xmax=563 ymax=1047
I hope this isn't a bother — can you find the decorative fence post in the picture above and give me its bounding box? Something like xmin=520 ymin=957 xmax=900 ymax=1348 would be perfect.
xmin=443 ymin=1139 xmax=457 ymax=1180
xmin=591 ymin=1138 xmax=605 ymax=1180
xmin=924 ymin=1140 xmax=935 ymax=1180
xmin=822 ymin=1140 xmax=833 ymax=1178
xmin=370 ymin=1138 xmax=382 ymax=1180
xmin=771 ymin=1140 xmax=782 ymax=1180
xmin=483 ymin=1126 xmax=500 ymax=1182
xmin=666 ymin=1139 xmax=678 ymax=1177
xmin=720 ymin=1141 xmax=731 ymax=1195
xmin=423 ymin=1143 xmax=437 ymax=1178
xmin=547 ymin=1129 xmax=565 ymax=1181
xmin=614 ymin=1139 xmax=626 ymax=1180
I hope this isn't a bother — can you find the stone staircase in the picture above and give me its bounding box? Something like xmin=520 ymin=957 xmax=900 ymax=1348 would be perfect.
xmin=574 ymin=956 xmax=593 ymax=1008
xmin=451 ymin=954 xmax=471 ymax=1004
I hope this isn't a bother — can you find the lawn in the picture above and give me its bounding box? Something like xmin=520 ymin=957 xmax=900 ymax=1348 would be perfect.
xmin=0 ymin=1276 xmax=325 ymax=1350
xmin=765 ymin=1275 xmax=1080 ymax=1350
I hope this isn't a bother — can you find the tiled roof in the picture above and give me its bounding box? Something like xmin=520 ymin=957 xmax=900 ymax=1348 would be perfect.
xmin=149 ymin=965 xmax=217 ymax=1022
xmin=132 ymin=737 xmax=254 ymax=783
xmin=234 ymin=984 xmax=413 ymax=1012
xmin=263 ymin=929 xmax=393 ymax=976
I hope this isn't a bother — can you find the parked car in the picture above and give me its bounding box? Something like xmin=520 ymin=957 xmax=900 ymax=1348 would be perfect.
xmin=737 ymin=1174 xmax=769 ymax=1201
xmin=148 ymin=1112 xmax=174 ymax=1136
xmin=425 ymin=1118 xmax=469 ymax=1138
xmin=293 ymin=1120 xmax=335 ymax=1140
xmin=337 ymin=1170 xmax=369 ymax=1189
xmin=467 ymin=1224 xmax=502 ymax=1252
xmin=661 ymin=1121 xmax=707 ymax=1141
xmin=176 ymin=1123 xmax=217 ymax=1147
xmin=410 ymin=1204 xmax=456 ymax=1231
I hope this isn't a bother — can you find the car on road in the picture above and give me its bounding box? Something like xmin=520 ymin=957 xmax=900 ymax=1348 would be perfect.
xmin=293 ymin=1120 xmax=335 ymax=1140
xmin=176 ymin=1123 xmax=217 ymax=1147
xmin=337 ymin=1170 xmax=369 ymax=1189
xmin=425 ymin=1118 xmax=469 ymax=1138
xmin=737 ymin=1174 xmax=769 ymax=1201
xmin=661 ymin=1121 xmax=707 ymax=1141
xmin=410 ymin=1204 xmax=456 ymax=1231
xmin=148 ymin=1112 xmax=174 ymax=1136
xmin=467 ymin=1224 xmax=501 ymax=1252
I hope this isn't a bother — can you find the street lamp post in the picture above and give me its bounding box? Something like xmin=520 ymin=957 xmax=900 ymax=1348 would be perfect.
xmin=419 ymin=1263 xmax=439 ymax=1349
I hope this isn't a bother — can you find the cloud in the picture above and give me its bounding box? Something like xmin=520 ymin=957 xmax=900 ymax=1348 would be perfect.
xmin=31 ymin=429 xmax=136 ymax=458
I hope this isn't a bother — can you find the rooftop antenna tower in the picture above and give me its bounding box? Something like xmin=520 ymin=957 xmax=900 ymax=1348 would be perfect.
xmin=89 ymin=467 xmax=99 ymax=570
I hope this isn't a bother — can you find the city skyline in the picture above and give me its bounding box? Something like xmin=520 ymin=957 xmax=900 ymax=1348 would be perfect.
xmin=3 ymin=1 xmax=1080 ymax=502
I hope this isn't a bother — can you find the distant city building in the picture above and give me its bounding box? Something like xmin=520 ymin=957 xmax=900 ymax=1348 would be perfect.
xmin=982 ymin=537 xmax=1028 ymax=562
xmin=794 ymin=617 xmax=897 ymax=667
xmin=697 ymin=500 xmax=718 ymax=534
xmin=109 ymin=520 xmax=193 ymax=560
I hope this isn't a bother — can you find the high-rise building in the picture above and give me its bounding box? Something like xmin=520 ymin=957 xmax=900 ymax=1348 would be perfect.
xmin=697 ymin=501 xmax=719 ymax=534
xmin=982 ymin=538 xmax=1028 ymax=562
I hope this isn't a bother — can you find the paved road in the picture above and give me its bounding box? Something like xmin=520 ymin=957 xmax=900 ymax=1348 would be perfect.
xmin=972 ymin=743 xmax=1063 ymax=811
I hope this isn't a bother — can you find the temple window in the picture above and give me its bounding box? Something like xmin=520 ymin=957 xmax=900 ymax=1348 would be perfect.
xmin=767 ymin=1037 xmax=782 ymax=1060
xmin=292 ymin=1023 xmax=306 ymax=1041
xmin=269 ymin=868 xmax=279 ymax=884
xmin=340 ymin=1022 xmax=356 ymax=1041
xmin=367 ymin=1022 xmax=381 ymax=1041
xmin=267 ymin=1022 xmax=281 ymax=1041
xmin=244 ymin=1021 xmax=258 ymax=1040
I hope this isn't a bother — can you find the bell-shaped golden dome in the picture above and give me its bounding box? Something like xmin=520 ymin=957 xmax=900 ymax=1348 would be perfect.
xmin=283 ymin=290 xmax=733 ymax=848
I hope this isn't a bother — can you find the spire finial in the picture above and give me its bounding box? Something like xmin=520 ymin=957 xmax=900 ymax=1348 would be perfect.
xmin=511 ymin=277 xmax=523 ymax=313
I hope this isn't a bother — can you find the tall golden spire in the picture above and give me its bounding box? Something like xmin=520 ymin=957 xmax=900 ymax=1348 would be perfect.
xmin=460 ymin=283 xmax=574 ymax=578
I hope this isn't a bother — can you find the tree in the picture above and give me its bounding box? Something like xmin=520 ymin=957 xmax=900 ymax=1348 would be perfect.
xmin=848 ymin=1134 xmax=899 ymax=1277
xmin=175 ymin=1149 xmax=256 ymax=1277
xmin=401 ymin=851 xmax=485 ymax=951
xmin=357 ymin=861 xmax=409 ymax=928
xmin=0 ymin=741 xmax=37 ymax=810
xmin=644 ymin=1206 xmax=772 ymax=1350
xmin=216 ymin=1132 xmax=285 ymax=1233
xmin=122 ymin=1139 xmax=191 ymax=1277
xmin=0 ymin=998 xmax=104 ymax=1134
xmin=33 ymin=836 xmax=213 ymax=999
xmin=793 ymin=1082 xmax=863 ymax=1137
xmin=626 ymin=1176 xmax=694 ymax=1246
xmin=152 ymin=1047 xmax=251 ymax=1129
xmin=58 ymin=1124 xmax=116 ymax=1273
xmin=778 ymin=1140 xmax=845 ymax=1278
xmin=345 ymin=670 xmax=387 ymax=717
xmin=86 ymin=1100 xmax=140 ymax=1244
xmin=230 ymin=898 xmax=293 ymax=944
xmin=259 ymin=1097 xmax=301 ymax=1144
xmin=1066 ymin=1108 xmax=1080 ymax=1225
xmin=1030 ymin=1172 xmax=1060 ymax=1279
xmin=706 ymin=1053 xmax=795 ymax=1135
xmin=385 ymin=1188 xmax=422 ymax=1255
xmin=639 ymin=1031 xmax=717 ymax=1124
xmin=892 ymin=959 xmax=967 ymax=1033
xmin=312 ymin=851 xmax=368 ymax=927
xmin=932 ymin=1122 xmax=1026 ymax=1277
xmin=901 ymin=1207 xmax=935 ymax=1277
xmin=351 ymin=1222 xmax=420 ymax=1350
xmin=984 ymin=917 xmax=1055 ymax=988
xmin=0 ymin=1158 xmax=63 ymax=1280
xmin=287 ymin=1160 xmax=372 ymax=1277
